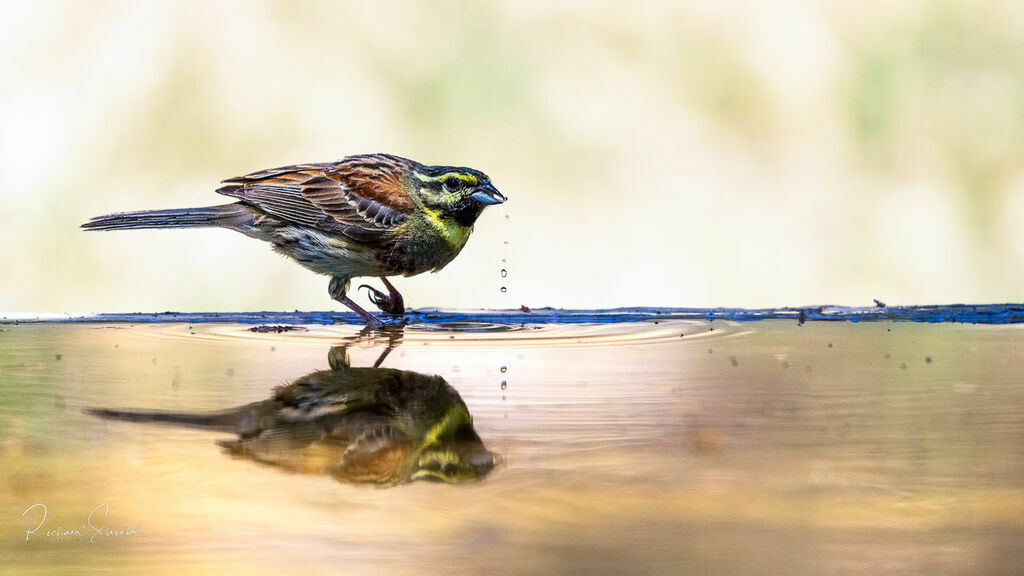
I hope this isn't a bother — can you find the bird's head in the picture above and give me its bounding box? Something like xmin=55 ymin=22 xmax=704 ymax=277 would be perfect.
xmin=412 ymin=165 xmax=506 ymax=227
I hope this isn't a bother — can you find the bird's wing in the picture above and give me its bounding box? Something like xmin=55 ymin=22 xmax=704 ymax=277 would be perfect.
xmin=216 ymin=154 xmax=418 ymax=242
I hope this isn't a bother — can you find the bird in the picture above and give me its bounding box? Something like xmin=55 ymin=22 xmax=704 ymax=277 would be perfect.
xmin=82 ymin=154 xmax=506 ymax=325
xmin=87 ymin=344 xmax=501 ymax=486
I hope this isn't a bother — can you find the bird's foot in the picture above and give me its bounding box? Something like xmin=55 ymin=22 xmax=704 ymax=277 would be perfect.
xmin=358 ymin=278 xmax=405 ymax=315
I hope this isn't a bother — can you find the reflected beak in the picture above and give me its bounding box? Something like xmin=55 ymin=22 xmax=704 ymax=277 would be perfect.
xmin=470 ymin=183 xmax=506 ymax=205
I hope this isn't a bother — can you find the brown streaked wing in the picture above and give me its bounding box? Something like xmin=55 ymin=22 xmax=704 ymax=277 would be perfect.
xmin=215 ymin=155 xmax=418 ymax=240
xmin=321 ymin=154 xmax=418 ymax=213
xmin=221 ymin=163 xmax=334 ymax=184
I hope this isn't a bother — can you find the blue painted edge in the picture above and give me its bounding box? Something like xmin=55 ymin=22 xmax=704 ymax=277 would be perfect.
xmin=3 ymin=304 xmax=1024 ymax=325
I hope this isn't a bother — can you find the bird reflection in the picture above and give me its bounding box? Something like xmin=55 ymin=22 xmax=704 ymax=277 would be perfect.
xmin=88 ymin=341 xmax=500 ymax=486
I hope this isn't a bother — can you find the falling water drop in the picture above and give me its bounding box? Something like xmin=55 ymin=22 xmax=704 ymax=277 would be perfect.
xmin=500 ymin=365 xmax=507 ymax=373
xmin=500 ymin=287 xmax=507 ymax=293
xmin=500 ymin=269 xmax=507 ymax=278
xmin=500 ymin=381 xmax=507 ymax=390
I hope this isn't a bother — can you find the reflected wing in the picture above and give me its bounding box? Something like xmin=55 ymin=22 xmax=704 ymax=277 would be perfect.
xmin=333 ymin=423 xmax=413 ymax=485
xmin=216 ymin=154 xmax=418 ymax=241
xmin=270 ymin=367 xmax=401 ymax=419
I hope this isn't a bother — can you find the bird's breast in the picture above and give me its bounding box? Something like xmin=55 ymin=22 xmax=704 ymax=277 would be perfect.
xmin=379 ymin=214 xmax=474 ymax=276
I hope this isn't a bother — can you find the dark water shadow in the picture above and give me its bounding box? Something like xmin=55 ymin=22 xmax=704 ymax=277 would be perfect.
xmin=87 ymin=332 xmax=500 ymax=486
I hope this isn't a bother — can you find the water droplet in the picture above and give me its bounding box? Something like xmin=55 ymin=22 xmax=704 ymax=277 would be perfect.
xmin=503 ymin=241 xmax=509 ymax=245
xmin=500 ymin=381 xmax=507 ymax=390
xmin=505 ymin=214 xmax=510 ymax=220
xmin=500 ymin=365 xmax=507 ymax=373
xmin=500 ymin=269 xmax=507 ymax=278
xmin=500 ymin=287 xmax=507 ymax=293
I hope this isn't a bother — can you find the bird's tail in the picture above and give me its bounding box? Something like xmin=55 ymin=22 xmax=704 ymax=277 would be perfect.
xmin=81 ymin=203 xmax=250 ymax=231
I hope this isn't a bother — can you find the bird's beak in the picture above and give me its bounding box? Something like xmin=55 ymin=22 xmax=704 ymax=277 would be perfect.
xmin=470 ymin=183 xmax=506 ymax=205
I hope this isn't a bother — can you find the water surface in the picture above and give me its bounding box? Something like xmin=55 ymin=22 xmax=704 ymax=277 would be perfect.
xmin=1 ymin=319 xmax=1023 ymax=574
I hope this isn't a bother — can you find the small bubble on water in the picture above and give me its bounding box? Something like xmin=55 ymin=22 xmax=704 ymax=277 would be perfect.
xmin=500 ymin=287 xmax=507 ymax=293
xmin=501 ymin=381 xmax=507 ymax=390
xmin=500 ymin=365 xmax=507 ymax=373
xmin=501 ymin=269 xmax=507 ymax=278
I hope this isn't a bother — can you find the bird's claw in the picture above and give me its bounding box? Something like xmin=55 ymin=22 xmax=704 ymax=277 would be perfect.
xmin=359 ymin=284 xmax=405 ymax=315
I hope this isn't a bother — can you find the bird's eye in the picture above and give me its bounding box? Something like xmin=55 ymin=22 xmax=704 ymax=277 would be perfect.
xmin=443 ymin=177 xmax=461 ymax=191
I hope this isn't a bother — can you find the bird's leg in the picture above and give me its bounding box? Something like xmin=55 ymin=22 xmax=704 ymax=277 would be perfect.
xmin=340 ymin=296 xmax=381 ymax=326
xmin=329 ymin=276 xmax=382 ymax=328
xmin=358 ymin=277 xmax=405 ymax=315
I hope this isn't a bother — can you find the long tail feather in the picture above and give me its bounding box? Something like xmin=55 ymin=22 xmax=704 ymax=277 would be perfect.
xmin=81 ymin=203 xmax=248 ymax=231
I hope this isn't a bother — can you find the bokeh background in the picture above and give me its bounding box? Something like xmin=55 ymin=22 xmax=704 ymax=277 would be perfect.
xmin=2 ymin=0 xmax=1023 ymax=313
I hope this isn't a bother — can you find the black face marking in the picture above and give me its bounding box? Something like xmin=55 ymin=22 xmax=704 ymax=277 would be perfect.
xmin=413 ymin=165 xmax=499 ymax=227
xmin=443 ymin=177 xmax=462 ymax=192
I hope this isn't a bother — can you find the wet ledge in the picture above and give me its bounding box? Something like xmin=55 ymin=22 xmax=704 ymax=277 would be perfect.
xmin=3 ymin=304 xmax=1024 ymax=325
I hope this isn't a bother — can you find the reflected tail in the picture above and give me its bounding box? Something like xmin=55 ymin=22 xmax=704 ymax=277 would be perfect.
xmin=85 ymin=407 xmax=239 ymax=430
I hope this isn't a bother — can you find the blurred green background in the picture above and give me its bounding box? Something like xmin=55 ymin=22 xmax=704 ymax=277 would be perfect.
xmin=2 ymin=0 xmax=1023 ymax=313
